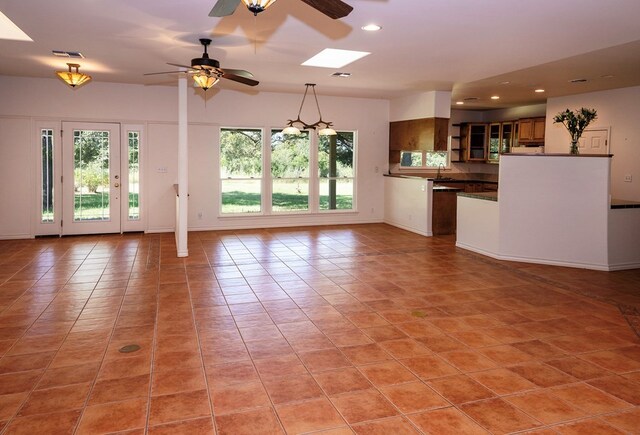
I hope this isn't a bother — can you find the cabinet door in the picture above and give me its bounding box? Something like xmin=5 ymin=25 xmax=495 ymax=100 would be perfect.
xmin=519 ymin=119 xmax=533 ymax=141
xmin=487 ymin=123 xmax=500 ymax=163
xmin=500 ymin=122 xmax=513 ymax=154
xmin=467 ymin=124 xmax=487 ymax=161
xmin=533 ymin=118 xmax=545 ymax=141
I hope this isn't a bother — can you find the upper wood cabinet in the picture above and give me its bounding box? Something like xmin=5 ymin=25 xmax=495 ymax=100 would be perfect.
xmin=388 ymin=117 xmax=449 ymax=163
xmin=460 ymin=123 xmax=487 ymax=162
xmin=518 ymin=117 xmax=545 ymax=143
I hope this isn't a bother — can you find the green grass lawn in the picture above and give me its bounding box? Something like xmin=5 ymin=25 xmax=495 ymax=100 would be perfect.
xmin=73 ymin=192 xmax=139 ymax=220
xmin=222 ymin=180 xmax=353 ymax=213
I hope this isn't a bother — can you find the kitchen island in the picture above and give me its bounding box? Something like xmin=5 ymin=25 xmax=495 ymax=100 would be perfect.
xmin=383 ymin=172 xmax=497 ymax=236
xmin=456 ymin=154 xmax=640 ymax=271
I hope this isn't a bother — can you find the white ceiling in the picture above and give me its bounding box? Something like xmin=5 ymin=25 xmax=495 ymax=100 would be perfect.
xmin=1 ymin=0 xmax=639 ymax=108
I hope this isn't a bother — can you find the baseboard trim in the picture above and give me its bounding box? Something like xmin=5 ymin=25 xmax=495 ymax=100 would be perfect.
xmin=384 ymin=221 xmax=431 ymax=237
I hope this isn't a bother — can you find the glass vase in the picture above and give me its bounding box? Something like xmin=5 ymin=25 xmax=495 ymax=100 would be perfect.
xmin=569 ymin=140 xmax=579 ymax=155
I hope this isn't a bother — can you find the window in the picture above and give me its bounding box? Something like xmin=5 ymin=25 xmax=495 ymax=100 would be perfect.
xmin=400 ymin=150 xmax=449 ymax=169
xmin=41 ymin=129 xmax=54 ymax=223
xmin=319 ymin=132 xmax=354 ymax=210
xmin=128 ymin=131 xmax=140 ymax=220
xmin=220 ymin=128 xmax=262 ymax=214
xmin=271 ymin=130 xmax=310 ymax=212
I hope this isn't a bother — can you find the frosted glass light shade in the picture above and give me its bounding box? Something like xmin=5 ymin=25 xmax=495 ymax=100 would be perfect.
xmin=193 ymin=73 xmax=219 ymax=90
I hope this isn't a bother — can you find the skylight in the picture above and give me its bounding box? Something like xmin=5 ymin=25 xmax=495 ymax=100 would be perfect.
xmin=0 ymin=11 xmax=32 ymax=41
xmin=302 ymin=49 xmax=370 ymax=69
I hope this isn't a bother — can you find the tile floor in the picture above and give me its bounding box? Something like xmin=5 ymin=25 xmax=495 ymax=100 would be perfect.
xmin=0 ymin=224 xmax=639 ymax=434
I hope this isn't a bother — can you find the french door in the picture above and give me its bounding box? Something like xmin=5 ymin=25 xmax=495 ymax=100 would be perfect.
xmin=62 ymin=122 xmax=121 ymax=235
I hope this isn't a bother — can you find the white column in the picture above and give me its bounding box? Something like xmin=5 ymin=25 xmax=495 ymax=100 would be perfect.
xmin=176 ymin=74 xmax=189 ymax=257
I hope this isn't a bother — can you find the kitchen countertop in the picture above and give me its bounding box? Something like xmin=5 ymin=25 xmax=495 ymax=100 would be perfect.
xmin=433 ymin=185 xmax=463 ymax=192
xmin=458 ymin=191 xmax=498 ymax=201
xmin=611 ymin=199 xmax=640 ymax=209
xmin=385 ymin=173 xmax=499 ymax=183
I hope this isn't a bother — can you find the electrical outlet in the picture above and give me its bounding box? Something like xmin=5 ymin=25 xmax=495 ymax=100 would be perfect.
xmin=624 ymin=174 xmax=632 ymax=182
xmin=197 ymin=211 xmax=203 ymax=219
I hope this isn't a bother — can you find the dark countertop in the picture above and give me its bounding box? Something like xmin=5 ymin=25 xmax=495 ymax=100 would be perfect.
xmin=611 ymin=199 xmax=640 ymax=209
xmin=385 ymin=173 xmax=498 ymax=183
xmin=433 ymin=185 xmax=463 ymax=192
xmin=458 ymin=191 xmax=498 ymax=202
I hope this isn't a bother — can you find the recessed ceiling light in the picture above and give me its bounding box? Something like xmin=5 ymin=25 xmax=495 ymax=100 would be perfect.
xmin=500 ymin=81 xmax=510 ymax=85
xmin=361 ymin=24 xmax=381 ymax=32
xmin=302 ymin=48 xmax=370 ymax=69
xmin=0 ymin=11 xmax=32 ymax=41
xmin=455 ymin=101 xmax=464 ymax=105
xmin=491 ymin=95 xmax=500 ymax=100
xmin=331 ymin=72 xmax=351 ymax=78
xmin=534 ymin=89 xmax=545 ymax=93
xmin=600 ymin=74 xmax=614 ymax=79
xmin=569 ymin=78 xmax=587 ymax=83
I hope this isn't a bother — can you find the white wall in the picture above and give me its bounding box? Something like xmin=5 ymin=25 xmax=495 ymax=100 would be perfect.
xmin=383 ymin=176 xmax=431 ymax=236
xmin=608 ymin=209 xmax=640 ymax=270
xmin=456 ymin=196 xmax=499 ymax=256
xmin=0 ymin=75 xmax=389 ymax=238
xmin=545 ymin=86 xmax=640 ymax=201
xmin=390 ymin=91 xmax=452 ymax=121
xmin=499 ymin=155 xmax=610 ymax=269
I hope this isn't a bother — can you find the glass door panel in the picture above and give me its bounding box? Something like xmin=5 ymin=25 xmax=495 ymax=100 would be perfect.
xmin=62 ymin=122 xmax=121 ymax=235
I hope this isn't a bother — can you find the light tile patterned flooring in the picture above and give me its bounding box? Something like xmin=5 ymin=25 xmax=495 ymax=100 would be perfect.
xmin=0 ymin=224 xmax=639 ymax=434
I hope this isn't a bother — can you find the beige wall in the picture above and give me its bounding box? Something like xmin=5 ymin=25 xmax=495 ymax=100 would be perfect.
xmin=0 ymin=75 xmax=390 ymax=238
xmin=545 ymin=86 xmax=640 ymax=201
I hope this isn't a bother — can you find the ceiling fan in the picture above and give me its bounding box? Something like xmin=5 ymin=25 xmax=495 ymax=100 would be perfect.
xmin=209 ymin=0 xmax=353 ymax=20
xmin=144 ymin=38 xmax=259 ymax=90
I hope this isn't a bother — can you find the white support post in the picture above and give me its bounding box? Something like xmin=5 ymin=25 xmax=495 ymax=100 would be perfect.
xmin=176 ymin=74 xmax=189 ymax=257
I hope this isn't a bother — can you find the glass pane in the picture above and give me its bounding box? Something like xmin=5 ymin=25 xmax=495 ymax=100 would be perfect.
xmin=272 ymin=179 xmax=309 ymax=212
xmin=320 ymin=178 xmax=353 ymax=210
xmin=73 ymin=130 xmax=110 ymax=221
xmin=426 ymin=151 xmax=448 ymax=167
xmin=221 ymin=179 xmax=261 ymax=214
xmin=400 ymin=151 xmax=422 ymax=167
xmin=41 ymin=129 xmax=54 ymax=223
xmin=318 ymin=132 xmax=354 ymax=178
xmin=128 ymin=131 xmax=140 ymax=220
xmin=271 ymin=130 xmax=310 ymax=177
xmin=220 ymin=128 xmax=262 ymax=178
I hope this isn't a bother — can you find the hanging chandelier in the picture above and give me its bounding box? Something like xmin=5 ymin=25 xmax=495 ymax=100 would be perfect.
xmin=56 ymin=63 xmax=92 ymax=88
xmin=283 ymin=84 xmax=336 ymax=136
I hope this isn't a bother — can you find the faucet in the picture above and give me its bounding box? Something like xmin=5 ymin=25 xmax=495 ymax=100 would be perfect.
xmin=436 ymin=163 xmax=445 ymax=179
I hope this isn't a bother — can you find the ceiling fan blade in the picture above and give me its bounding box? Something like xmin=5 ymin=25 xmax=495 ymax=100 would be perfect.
xmin=221 ymin=70 xmax=259 ymax=86
xmin=209 ymin=0 xmax=241 ymax=17
xmin=143 ymin=70 xmax=184 ymax=76
xmin=167 ymin=62 xmax=195 ymax=70
xmin=299 ymin=0 xmax=353 ymax=19
xmin=221 ymin=68 xmax=255 ymax=79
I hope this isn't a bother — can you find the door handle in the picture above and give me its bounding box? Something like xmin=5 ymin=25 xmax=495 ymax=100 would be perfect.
xmin=114 ymin=183 xmax=120 ymax=188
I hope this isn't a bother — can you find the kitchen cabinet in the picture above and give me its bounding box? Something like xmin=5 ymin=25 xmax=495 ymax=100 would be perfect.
xmin=432 ymin=190 xmax=457 ymax=235
xmin=460 ymin=123 xmax=487 ymax=162
xmin=487 ymin=122 xmax=514 ymax=164
xmin=388 ymin=117 xmax=449 ymax=163
xmin=518 ymin=117 xmax=545 ymax=143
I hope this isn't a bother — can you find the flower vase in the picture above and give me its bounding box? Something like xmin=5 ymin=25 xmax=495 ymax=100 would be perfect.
xmin=570 ymin=140 xmax=579 ymax=155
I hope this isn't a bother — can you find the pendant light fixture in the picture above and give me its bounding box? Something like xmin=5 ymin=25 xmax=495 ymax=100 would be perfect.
xmin=56 ymin=63 xmax=92 ymax=88
xmin=242 ymin=0 xmax=277 ymax=15
xmin=283 ymin=83 xmax=336 ymax=136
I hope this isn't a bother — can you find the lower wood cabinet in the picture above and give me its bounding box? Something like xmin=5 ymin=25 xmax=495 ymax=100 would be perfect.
xmin=432 ymin=191 xmax=457 ymax=236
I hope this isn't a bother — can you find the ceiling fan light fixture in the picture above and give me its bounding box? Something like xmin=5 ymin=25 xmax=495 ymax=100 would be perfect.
xmin=56 ymin=63 xmax=91 ymax=88
xmin=283 ymin=83 xmax=336 ymax=136
xmin=241 ymin=0 xmax=277 ymax=15
xmin=193 ymin=71 xmax=219 ymax=90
